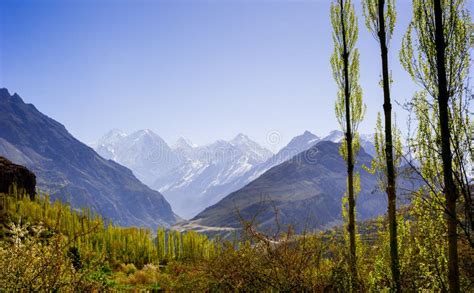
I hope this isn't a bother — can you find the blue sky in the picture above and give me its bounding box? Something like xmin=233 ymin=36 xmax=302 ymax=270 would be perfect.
xmin=0 ymin=0 xmax=435 ymax=151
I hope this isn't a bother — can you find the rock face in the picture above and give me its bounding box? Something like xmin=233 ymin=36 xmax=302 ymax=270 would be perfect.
xmin=0 ymin=156 xmax=36 ymax=199
xmin=0 ymin=88 xmax=178 ymax=229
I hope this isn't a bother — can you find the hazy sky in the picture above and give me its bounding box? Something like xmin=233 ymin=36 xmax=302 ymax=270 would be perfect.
xmin=0 ymin=0 xmax=452 ymax=152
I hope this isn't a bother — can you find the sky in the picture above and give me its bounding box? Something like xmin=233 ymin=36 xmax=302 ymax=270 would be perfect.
xmin=0 ymin=0 xmax=461 ymax=152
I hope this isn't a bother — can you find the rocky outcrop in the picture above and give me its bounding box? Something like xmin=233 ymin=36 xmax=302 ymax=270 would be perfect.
xmin=0 ymin=156 xmax=36 ymax=199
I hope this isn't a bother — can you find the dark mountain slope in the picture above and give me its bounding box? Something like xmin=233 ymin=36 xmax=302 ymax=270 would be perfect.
xmin=0 ymin=88 xmax=177 ymax=228
xmin=191 ymin=141 xmax=389 ymax=233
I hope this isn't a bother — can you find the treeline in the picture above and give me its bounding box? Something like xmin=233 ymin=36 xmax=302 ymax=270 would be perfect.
xmin=1 ymin=188 xmax=473 ymax=291
xmin=0 ymin=191 xmax=220 ymax=268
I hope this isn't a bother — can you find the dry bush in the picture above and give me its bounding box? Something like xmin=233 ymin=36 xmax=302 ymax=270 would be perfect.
xmin=0 ymin=222 xmax=103 ymax=291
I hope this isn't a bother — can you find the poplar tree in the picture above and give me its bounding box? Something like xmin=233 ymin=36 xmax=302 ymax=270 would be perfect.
xmin=330 ymin=0 xmax=365 ymax=288
xmin=400 ymin=0 xmax=471 ymax=292
xmin=362 ymin=0 xmax=400 ymax=290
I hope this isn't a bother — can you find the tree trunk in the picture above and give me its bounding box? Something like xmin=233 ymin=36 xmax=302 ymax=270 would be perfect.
xmin=339 ymin=0 xmax=357 ymax=288
xmin=433 ymin=0 xmax=460 ymax=292
xmin=377 ymin=0 xmax=400 ymax=291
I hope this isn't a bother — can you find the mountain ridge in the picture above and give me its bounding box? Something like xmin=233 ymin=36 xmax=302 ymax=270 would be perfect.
xmin=187 ymin=140 xmax=386 ymax=233
xmin=0 ymin=88 xmax=178 ymax=229
xmin=94 ymin=128 xmax=375 ymax=219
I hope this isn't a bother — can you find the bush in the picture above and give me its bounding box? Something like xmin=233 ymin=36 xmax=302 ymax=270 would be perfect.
xmin=0 ymin=222 xmax=103 ymax=291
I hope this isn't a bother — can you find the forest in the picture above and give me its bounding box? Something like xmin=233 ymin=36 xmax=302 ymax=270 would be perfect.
xmin=0 ymin=0 xmax=473 ymax=291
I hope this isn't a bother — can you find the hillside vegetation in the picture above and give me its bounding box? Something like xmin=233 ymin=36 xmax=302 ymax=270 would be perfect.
xmin=0 ymin=188 xmax=472 ymax=291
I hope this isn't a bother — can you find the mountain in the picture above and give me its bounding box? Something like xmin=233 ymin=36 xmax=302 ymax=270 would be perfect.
xmin=359 ymin=133 xmax=376 ymax=157
xmin=91 ymin=127 xmax=375 ymax=220
xmin=198 ymin=130 xmax=322 ymax=206
xmin=152 ymin=134 xmax=273 ymax=218
xmin=95 ymin=129 xmax=181 ymax=186
xmin=322 ymin=130 xmax=376 ymax=157
xmin=240 ymin=130 xmax=321 ymax=183
xmin=173 ymin=136 xmax=197 ymax=160
xmin=0 ymin=88 xmax=177 ymax=229
xmin=322 ymin=130 xmax=344 ymax=143
xmin=93 ymin=129 xmax=127 ymax=150
xmin=187 ymin=141 xmax=389 ymax=233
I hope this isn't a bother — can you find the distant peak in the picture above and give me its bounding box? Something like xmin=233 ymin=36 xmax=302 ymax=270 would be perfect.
xmin=302 ymin=130 xmax=319 ymax=138
xmin=138 ymin=129 xmax=153 ymax=134
xmin=175 ymin=136 xmax=196 ymax=148
xmin=96 ymin=129 xmax=127 ymax=146
xmin=231 ymin=133 xmax=251 ymax=143
xmin=106 ymin=128 xmax=126 ymax=135
xmin=360 ymin=133 xmax=375 ymax=141
xmin=126 ymin=129 xmax=156 ymax=141
xmin=322 ymin=130 xmax=344 ymax=143
xmin=132 ymin=129 xmax=160 ymax=139
xmin=236 ymin=133 xmax=248 ymax=139
xmin=102 ymin=129 xmax=127 ymax=138
xmin=329 ymin=130 xmax=343 ymax=135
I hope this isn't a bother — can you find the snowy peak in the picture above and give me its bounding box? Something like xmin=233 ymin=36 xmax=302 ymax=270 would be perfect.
xmin=151 ymin=134 xmax=273 ymax=218
xmin=230 ymin=133 xmax=251 ymax=145
xmin=285 ymin=130 xmax=320 ymax=150
xmin=96 ymin=129 xmax=127 ymax=147
xmin=322 ymin=130 xmax=344 ymax=142
xmin=360 ymin=133 xmax=375 ymax=142
xmin=321 ymin=130 xmax=376 ymax=156
xmin=173 ymin=136 xmax=196 ymax=150
xmin=173 ymin=137 xmax=197 ymax=161
xmin=94 ymin=129 xmax=181 ymax=185
xmin=247 ymin=130 xmax=321 ymax=181
xmin=128 ymin=129 xmax=165 ymax=144
xmin=230 ymin=133 xmax=273 ymax=161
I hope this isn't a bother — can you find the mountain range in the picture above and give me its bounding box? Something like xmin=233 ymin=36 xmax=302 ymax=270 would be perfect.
xmin=0 ymin=87 xmax=383 ymax=233
xmin=94 ymin=128 xmax=376 ymax=219
xmin=0 ymin=89 xmax=178 ymax=229
xmin=95 ymin=131 xmax=275 ymax=218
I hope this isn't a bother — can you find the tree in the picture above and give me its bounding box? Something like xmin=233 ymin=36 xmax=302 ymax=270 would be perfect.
xmin=330 ymin=0 xmax=365 ymax=288
xmin=400 ymin=0 xmax=471 ymax=292
xmin=362 ymin=0 xmax=400 ymax=290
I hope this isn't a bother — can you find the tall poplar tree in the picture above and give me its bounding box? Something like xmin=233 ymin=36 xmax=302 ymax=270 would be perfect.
xmin=362 ymin=0 xmax=400 ymax=290
xmin=400 ymin=0 xmax=471 ymax=292
xmin=330 ymin=0 xmax=365 ymax=288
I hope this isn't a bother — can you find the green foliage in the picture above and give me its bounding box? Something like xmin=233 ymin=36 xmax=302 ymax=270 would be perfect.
xmin=0 ymin=191 xmax=220 ymax=289
xmin=400 ymin=0 xmax=470 ymax=98
xmin=331 ymin=0 xmax=366 ymax=150
xmin=0 ymin=192 xmax=219 ymax=267
xmin=364 ymin=113 xmax=403 ymax=190
xmin=400 ymin=0 xmax=471 ymax=207
xmin=363 ymin=0 xmax=396 ymax=45
xmin=1 ymin=189 xmax=473 ymax=290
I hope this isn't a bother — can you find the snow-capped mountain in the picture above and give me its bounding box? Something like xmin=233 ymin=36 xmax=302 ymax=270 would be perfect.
xmin=93 ymin=128 xmax=375 ymax=219
xmin=322 ymin=130 xmax=344 ymax=142
xmin=159 ymin=130 xmax=322 ymax=219
xmin=321 ymin=130 xmax=376 ymax=157
xmin=95 ymin=129 xmax=182 ymax=186
xmin=152 ymin=134 xmax=273 ymax=218
xmin=237 ymin=130 xmax=321 ymax=183
xmin=96 ymin=129 xmax=127 ymax=147
xmin=359 ymin=133 xmax=376 ymax=157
